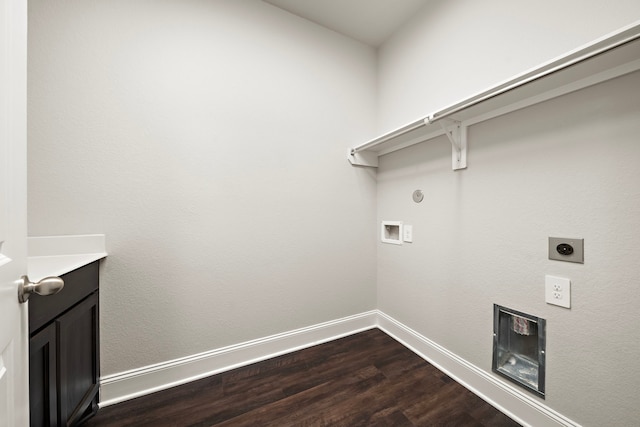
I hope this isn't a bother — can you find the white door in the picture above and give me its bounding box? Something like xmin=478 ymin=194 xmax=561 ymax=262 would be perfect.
xmin=0 ymin=0 xmax=29 ymax=425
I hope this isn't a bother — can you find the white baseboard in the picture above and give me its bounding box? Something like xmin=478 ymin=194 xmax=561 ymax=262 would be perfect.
xmin=99 ymin=310 xmax=378 ymax=407
xmin=376 ymin=312 xmax=581 ymax=427
xmin=99 ymin=310 xmax=580 ymax=427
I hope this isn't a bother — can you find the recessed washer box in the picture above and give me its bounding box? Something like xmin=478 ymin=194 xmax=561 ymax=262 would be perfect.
xmin=381 ymin=221 xmax=403 ymax=245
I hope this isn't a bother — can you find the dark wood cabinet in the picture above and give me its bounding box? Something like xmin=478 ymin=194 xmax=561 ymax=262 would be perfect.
xmin=29 ymin=261 xmax=100 ymax=427
xmin=29 ymin=323 xmax=57 ymax=427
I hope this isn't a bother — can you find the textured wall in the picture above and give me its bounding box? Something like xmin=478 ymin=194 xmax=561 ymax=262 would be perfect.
xmin=27 ymin=0 xmax=378 ymax=375
xmin=377 ymin=0 xmax=640 ymax=133
xmin=376 ymin=2 xmax=640 ymax=425
xmin=28 ymin=1 xmax=640 ymax=424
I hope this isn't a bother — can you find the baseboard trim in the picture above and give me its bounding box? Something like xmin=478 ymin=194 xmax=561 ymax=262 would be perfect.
xmin=99 ymin=310 xmax=378 ymax=407
xmin=99 ymin=310 xmax=580 ymax=427
xmin=376 ymin=312 xmax=581 ymax=427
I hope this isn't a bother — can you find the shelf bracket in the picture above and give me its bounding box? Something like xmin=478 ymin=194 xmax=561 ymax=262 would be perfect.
xmin=433 ymin=118 xmax=467 ymax=170
xmin=347 ymin=148 xmax=378 ymax=167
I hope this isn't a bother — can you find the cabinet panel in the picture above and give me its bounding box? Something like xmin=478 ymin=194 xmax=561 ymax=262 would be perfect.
xmin=29 ymin=261 xmax=101 ymax=427
xmin=29 ymin=324 xmax=57 ymax=427
xmin=57 ymin=292 xmax=99 ymax=426
xmin=29 ymin=262 xmax=99 ymax=335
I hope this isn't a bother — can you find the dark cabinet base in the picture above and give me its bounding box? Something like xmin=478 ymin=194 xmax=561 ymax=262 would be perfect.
xmin=29 ymin=324 xmax=57 ymax=427
xmin=29 ymin=262 xmax=101 ymax=427
xmin=58 ymin=292 xmax=100 ymax=426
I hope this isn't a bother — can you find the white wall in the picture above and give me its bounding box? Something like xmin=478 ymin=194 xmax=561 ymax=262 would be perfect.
xmin=28 ymin=0 xmax=640 ymax=424
xmin=378 ymin=0 xmax=640 ymax=132
xmin=376 ymin=2 xmax=640 ymax=426
xmin=27 ymin=0 xmax=378 ymax=376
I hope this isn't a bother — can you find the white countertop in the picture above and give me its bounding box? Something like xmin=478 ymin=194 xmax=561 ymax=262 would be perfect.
xmin=28 ymin=234 xmax=107 ymax=281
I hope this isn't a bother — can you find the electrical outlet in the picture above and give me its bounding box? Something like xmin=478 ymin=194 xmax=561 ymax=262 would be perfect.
xmin=403 ymin=225 xmax=413 ymax=243
xmin=545 ymin=275 xmax=571 ymax=308
xmin=549 ymin=237 xmax=584 ymax=263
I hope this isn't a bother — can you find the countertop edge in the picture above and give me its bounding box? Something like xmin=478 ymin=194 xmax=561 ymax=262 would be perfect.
xmin=27 ymin=234 xmax=108 ymax=281
xmin=28 ymin=234 xmax=106 ymax=257
xmin=28 ymin=253 xmax=107 ymax=282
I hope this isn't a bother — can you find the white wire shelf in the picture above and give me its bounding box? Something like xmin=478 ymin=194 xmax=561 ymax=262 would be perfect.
xmin=348 ymin=21 xmax=640 ymax=170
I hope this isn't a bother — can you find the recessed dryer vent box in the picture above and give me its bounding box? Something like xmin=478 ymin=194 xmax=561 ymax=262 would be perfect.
xmin=493 ymin=305 xmax=546 ymax=398
xmin=381 ymin=221 xmax=403 ymax=245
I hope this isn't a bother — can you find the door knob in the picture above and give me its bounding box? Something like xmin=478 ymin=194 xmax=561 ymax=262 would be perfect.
xmin=18 ymin=275 xmax=64 ymax=303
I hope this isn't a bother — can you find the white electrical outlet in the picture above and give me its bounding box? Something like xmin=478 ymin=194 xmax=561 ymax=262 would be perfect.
xmin=403 ymin=225 xmax=413 ymax=243
xmin=545 ymin=275 xmax=571 ymax=308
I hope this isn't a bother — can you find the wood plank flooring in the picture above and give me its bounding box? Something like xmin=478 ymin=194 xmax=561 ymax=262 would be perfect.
xmin=84 ymin=329 xmax=521 ymax=426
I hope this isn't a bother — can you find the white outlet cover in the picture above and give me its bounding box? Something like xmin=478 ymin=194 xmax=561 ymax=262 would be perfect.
xmin=545 ymin=275 xmax=571 ymax=308
xmin=403 ymin=225 xmax=413 ymax=243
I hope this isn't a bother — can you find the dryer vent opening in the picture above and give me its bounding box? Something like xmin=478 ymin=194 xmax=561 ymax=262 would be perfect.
xmin=492 ymin=304 xmax=546 ymax=398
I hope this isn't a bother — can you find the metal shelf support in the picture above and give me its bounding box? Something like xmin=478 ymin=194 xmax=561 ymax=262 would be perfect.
xmin=433 ymin=118 xmax=467 ymax=170
xmin=347 ymin=148 xmax=378 ymax=167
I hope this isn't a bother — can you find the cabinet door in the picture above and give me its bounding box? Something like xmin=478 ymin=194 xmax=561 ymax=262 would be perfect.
xmin=57 ymin=292 xmax=99 ymax=426
xmin=29 ymin=323 xmax=57 ymax=427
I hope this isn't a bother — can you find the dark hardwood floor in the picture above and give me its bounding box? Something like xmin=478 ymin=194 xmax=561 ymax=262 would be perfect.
xmin=84 ymin=329 xmax=520 ymax=426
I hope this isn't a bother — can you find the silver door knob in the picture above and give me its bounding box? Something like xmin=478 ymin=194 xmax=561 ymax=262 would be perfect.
xmin=18 ymin=275 xmax=64 ymax=303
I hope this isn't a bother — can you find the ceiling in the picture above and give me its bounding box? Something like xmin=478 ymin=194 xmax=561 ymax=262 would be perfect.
xmin=263 ymin=0 xmax=430 ymax=47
